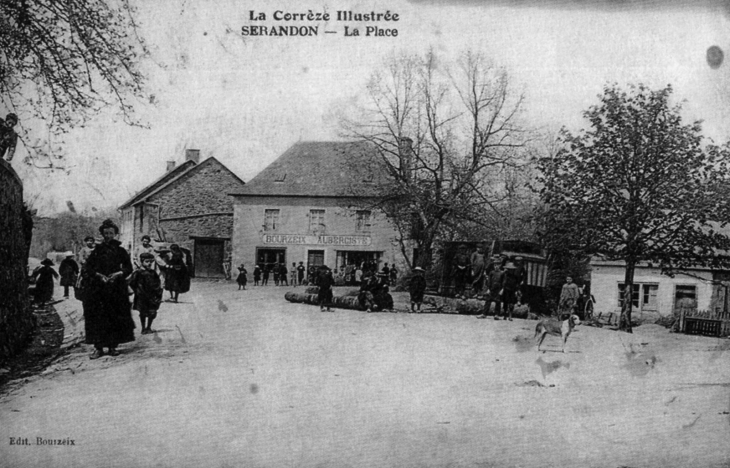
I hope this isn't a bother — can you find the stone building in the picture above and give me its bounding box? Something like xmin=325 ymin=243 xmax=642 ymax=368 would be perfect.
xmin=118 ymin=149 xmax=246 ymax=278
xmin=229 ymin=141 xmax=406 ymax=277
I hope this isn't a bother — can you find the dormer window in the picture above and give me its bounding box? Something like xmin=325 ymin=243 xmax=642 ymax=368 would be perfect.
xmin=274 ymin=172 xmax=287 ymax=182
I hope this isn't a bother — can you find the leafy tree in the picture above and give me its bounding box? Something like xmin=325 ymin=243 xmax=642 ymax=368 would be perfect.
xmin=537 ymin=83 xmax=730 ymax=332
xmin=341 ymin=50 xmax=530 ymax=269
xmin=0 ymin=0 xmax=148 ymax=167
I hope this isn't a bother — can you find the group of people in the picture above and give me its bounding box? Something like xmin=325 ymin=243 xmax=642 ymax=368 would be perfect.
xmin=30 ymin=220 xmax=194 ymax=359
xmin=231 ymin=260 xmax=401 ymax=291
xmin=475 ymin=254 xmax=527 ymax=321
xmin=232 ymin=262 xmax=309 ymax=290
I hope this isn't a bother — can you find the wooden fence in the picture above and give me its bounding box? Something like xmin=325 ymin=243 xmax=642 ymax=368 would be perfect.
xmin=680 ymin=308 xmax=730 ymax=337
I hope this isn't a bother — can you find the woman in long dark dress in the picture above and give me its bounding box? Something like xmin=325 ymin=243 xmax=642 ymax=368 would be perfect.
xmin=163 ymin=244 xmax=189 ymax=303
xmin=59 ymin=254 xmax=79 ymax=298
xmin=32 ymin=259 xmax=59 ymax=304
xmin=82 ymin=219 xmax=135 ymax=359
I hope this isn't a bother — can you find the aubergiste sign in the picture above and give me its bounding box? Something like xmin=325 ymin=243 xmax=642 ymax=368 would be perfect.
xmin=262 ymin=234 xmax=372 ymax=246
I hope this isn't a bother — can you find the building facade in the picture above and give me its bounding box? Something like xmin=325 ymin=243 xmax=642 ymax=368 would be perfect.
xmin=119 ymin=149 xmax=246 ymax=278
xmin=589 ymin=259 xmax=724 ymax=322
xmin=230 ymin=141 xmax=407 ymax=276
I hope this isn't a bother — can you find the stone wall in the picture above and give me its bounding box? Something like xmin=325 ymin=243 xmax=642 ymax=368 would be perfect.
xmin=150 ymin=158 xmax=244 ymax=220
xmin=0 ymin=160 xmax=33 ymax=360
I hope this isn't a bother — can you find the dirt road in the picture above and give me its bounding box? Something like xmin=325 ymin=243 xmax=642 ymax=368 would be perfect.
xmin=2 ymin=282 xmax=729 ymax=467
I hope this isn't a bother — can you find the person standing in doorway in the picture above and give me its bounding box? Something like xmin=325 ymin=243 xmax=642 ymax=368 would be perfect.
xmin=290 ymin=262 xmax=298 ymax=286
xmin=279 ymin=263 xmax=288 ymax=286
xmin=253 ymin=264 xmax=261 ymax=286
xmin=297 ymin=261 xmax=306 ymax=286
xmin=262 ymin=265 xmax=270 ymax=286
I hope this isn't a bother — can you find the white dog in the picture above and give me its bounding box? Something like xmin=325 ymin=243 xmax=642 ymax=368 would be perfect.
xmin=534 ymin=314 xmax=580 ymax=353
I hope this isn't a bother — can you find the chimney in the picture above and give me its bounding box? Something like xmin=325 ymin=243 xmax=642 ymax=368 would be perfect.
xmin=166 ymin=161 xmax=176 ymax=172
xmin=185 ymin=149 xmax=200 ymax=164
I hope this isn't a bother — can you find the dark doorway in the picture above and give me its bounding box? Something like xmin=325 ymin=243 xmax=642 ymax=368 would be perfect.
xmin=257 ymin=248 xmax=286 ymax=275
xmin=194 ymin=239 xmax=225 ymax=278
xmin=307 ymin=250 xmax=325 ymax=269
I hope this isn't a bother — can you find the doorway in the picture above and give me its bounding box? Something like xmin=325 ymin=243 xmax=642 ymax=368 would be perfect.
xmin=194 ymin=239 xmax=225 ymax=278
xmin=256 ymin=248 xmax=286 ymax=275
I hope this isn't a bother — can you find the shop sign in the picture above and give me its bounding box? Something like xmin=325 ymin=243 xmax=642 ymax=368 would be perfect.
xmin=262 ymin=234 xmax=372 ymax=246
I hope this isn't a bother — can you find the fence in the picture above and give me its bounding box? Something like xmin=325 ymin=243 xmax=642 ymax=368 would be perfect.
xmin=680 ymin=308 xmax=730 ymax=338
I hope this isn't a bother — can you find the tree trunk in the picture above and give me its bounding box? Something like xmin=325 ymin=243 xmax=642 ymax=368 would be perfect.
xmin=619 ymin=259 xmax=635 ymax=333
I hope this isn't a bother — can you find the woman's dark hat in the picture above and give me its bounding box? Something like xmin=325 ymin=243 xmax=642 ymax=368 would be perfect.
xmin=98 ymin=219 xmax=119 ymax=234
xmin=41 ymin=258 xmax=54 ymax=266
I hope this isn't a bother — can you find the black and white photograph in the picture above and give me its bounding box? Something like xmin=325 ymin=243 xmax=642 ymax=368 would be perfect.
xmin=1 ymin=1 xmax=730 ymax=467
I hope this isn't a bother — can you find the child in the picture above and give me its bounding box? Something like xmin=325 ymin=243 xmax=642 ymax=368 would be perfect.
xmin=409 ymin=266 xmax=427 ymax=313
xmin=262 ymin=265 xmax=270 ymax=286
xmin=253 ymin=264 xmax=261 ymax=286
xmin=236 ymin=264 xmax=248 ymax=290
xmin=128 ymin=252 xmax=163 ymax=335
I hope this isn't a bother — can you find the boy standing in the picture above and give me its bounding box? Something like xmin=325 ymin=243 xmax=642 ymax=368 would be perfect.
xmin=290 ymin=262 xmax=298 ymax=286
xmin=409 ymin=267 xmax=427 ymax=313
xmin=128 ymin=252 xmax=163 ymax=335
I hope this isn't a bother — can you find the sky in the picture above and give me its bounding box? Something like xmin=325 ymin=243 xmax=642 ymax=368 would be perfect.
xmin=10 ymin=0 xmax=730 ymax=216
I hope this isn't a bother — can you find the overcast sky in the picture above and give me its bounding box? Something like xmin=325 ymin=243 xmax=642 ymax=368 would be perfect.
xmin=12 ymin=0 xmax=730 ymax=216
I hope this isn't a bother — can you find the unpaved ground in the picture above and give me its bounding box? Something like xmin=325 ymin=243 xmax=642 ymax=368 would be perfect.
xmin=1 ymin=281 xmax=729 ymax=468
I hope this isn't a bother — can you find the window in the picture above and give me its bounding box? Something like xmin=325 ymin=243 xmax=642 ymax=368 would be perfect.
xmin=264 ymin=209 xmax=279 ymax=231
xmin=309 ymin=209 xmax=325 ymax=233
xmin=356 ymin=210 xmax=371 ymax=232
xmin=619 ymin=283 xmax=659 ymax=311
xmin=618 ymin=283 xmax=640 ymax=309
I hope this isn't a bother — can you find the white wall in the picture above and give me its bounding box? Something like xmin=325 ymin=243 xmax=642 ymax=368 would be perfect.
xmin=590 ymin=263 xmax=713 ymax=319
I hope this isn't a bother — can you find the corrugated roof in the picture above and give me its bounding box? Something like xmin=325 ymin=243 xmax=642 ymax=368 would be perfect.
xmin=231 ymin=141 xmax=391 ymax=197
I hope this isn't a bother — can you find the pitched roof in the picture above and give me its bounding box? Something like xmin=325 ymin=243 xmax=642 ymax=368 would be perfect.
xmin=119 ymin=157 xmax=245 ymax=209
xmin=231 ymin=141 xmax=391 ymax=197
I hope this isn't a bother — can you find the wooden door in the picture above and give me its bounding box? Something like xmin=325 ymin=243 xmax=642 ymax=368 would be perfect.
xmin=194 ymin=240 xmax=225 ymax=278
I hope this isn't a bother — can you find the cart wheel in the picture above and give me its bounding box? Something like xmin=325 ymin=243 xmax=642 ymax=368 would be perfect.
xmin=584 ymin=298 xmax=594 ymax=321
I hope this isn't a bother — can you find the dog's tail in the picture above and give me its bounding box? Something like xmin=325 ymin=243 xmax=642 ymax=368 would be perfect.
xmin=534 ymin=322 xmax=542 ymax=338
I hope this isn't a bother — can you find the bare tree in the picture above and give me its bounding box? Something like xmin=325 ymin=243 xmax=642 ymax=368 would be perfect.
xmin=0 ymin=0 xmax=148 ymax=167
xmin=342 ymin=50 xmax=529 ymax=269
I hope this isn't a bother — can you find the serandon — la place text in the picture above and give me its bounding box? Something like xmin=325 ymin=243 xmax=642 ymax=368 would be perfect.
xmin=242 ymin=10 xmax=399 ymax=37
